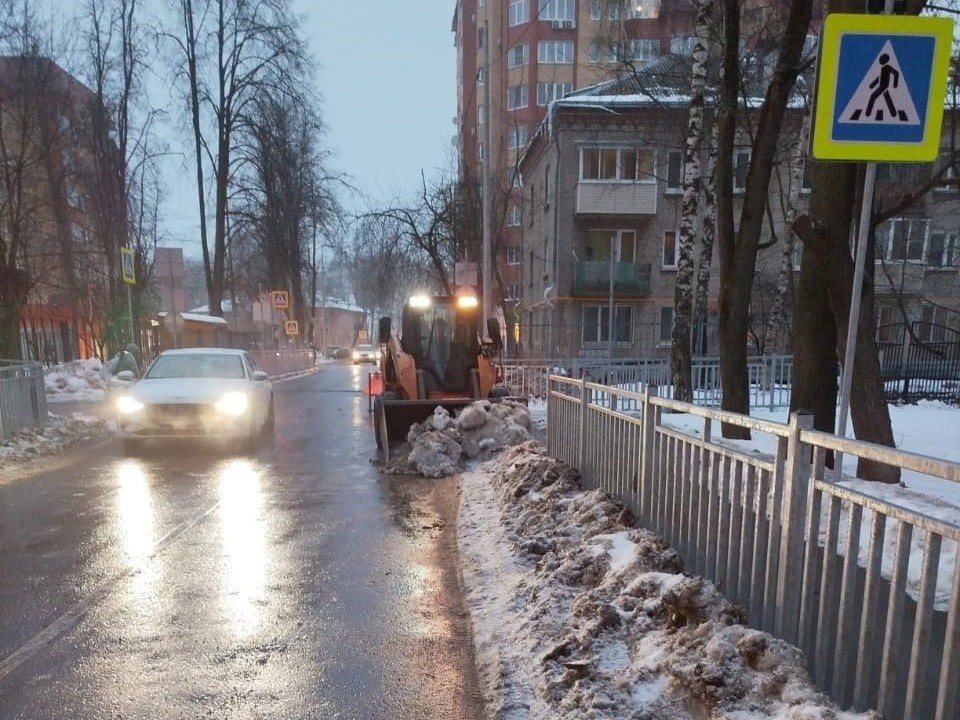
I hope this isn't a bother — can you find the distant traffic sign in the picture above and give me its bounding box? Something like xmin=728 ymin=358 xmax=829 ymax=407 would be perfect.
xmin=120 ymin=247 xmax=136 ymax=285
xmin=812 ymin=14 xmax=953 ymax=162
xmin=271 ymin=290 xmax=289 ymax=309
xmin=284 ymin=320 xmax=299 ymax=336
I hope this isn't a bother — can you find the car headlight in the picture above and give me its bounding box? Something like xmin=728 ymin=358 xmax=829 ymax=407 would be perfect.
xmin=215 ymin=391 xmax=249 ymax=416
xmin=375 ymin=351 xmax=382 ymax=361
xmin=116 ymin=396 xmax=144 ymax=414
xmin=352 ymin=351 xmax=360 ymax=360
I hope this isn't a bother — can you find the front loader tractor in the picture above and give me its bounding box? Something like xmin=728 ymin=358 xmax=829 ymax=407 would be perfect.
xmin=372 ymin=293 xmax=507 ymax=453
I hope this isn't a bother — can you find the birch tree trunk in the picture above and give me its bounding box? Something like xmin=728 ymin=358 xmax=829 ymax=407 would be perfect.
xmin=670 ymin=0 xmax=712 ymax=402
xmin=693 ymin=123 xmax=718 ymax=356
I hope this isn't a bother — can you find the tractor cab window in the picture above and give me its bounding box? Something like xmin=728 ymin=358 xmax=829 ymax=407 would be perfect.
xmin=403 ymin=301 xmax=481 ymax=394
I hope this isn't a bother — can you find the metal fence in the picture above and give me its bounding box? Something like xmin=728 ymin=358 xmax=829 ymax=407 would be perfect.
xmin=546 ymin=375 xmax=960 ymax=720
xmin=0 ymin=360 xmax=47 ymax=441
xmin=247 ymin=349 xmax=316 ymax=377
xmin=878 ymin=323 xmax=960 ymax=404
xmin=505 ymin=355 xmax=793 ymax=410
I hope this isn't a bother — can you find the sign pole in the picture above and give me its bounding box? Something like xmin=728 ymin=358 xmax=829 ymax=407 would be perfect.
xmin=833 ymin=161 xmax=877 ymax=481
xmin=833 ymin=0 xmax=897 ymax=482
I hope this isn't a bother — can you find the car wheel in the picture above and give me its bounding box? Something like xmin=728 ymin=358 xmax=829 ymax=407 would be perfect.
xmin=123 ymin=438 xmax=145 ymax=456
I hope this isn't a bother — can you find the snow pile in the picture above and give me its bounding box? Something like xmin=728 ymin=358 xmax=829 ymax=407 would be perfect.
xmin=393 ymin=400 xmax=532 ymax=477
xmin=459 ymin=443 xmax=878 ymax=719
xmin=44 ymin=358 xmax=106 ymax=401
xmin=0 ymin=412 xmax=109 ymax=465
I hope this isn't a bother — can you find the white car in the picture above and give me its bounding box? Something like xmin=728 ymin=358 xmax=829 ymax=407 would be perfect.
xmin=114 ymin=348 xmax=274 ymax=455
xmin=352 ymin=343 xmax=380 ymax=364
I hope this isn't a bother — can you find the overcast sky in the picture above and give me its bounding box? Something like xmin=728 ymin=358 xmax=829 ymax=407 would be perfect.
xmin=50 ymin=0 xmax=457 ymax=251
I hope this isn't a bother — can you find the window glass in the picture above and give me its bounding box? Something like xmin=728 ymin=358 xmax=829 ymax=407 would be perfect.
xmin=583 ymin=306 xmax=600 ymax=343
xmin=659 ymin=307 xmax=673 ymax=344
xmin=509 ymin=0 xmax=529 ymax=26
xmin=581 ymin=148 xmax=600 ymax=179
xmin=734 ymin=151 xmax=750 ymax=190
xmin=667 ymin=151 xmax=683 ymax=190
xmin=663 ymin=231 xmax=677 ymax=267
xmin=621 ymin=148 xmax=638 ymax=181
xmin=538 ymin=40 xmax=574 ymax=63
xmin=619 ymin=231 xmax=636 ymax=262
xmin=636 ymin=149 xmax=654 ymax=178
xmin=599 ymin=149 xmax=618 ymax=179
xmin=587 ymin=42 xmax=601 ymax=63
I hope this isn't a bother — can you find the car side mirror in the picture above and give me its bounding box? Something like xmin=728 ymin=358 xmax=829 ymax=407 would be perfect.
xmin=252 ymin=370 xmax=269 ymax=382
xmin=116 ymin=370 xmax=136 ymax=382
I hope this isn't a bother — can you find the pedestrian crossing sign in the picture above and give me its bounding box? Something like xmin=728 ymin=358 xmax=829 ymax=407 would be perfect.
xmin=812 ymin=14 xmax=953 ymax=162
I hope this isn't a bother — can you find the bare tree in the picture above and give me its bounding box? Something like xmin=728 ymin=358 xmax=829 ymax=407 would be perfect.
xmin=168 ymin=0 xmax=306 ymax=316
xmin=715 ymin=0 xmax=813 ymax=438
xmin=671 ymin=0 xmax=714 ymax=402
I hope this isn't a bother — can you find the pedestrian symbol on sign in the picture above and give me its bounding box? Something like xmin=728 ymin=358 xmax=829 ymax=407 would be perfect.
xmin=839 ymin=41 xmax=919 ymax=125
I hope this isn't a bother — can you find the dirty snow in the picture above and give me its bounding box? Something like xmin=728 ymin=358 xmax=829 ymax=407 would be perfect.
xmin=459 ymin=443 xmax=880 ymax=719
xmin=0 ymin=412 xmax=109 ymax=467
xmin=43 ymin=358 xmax=106 ymax=402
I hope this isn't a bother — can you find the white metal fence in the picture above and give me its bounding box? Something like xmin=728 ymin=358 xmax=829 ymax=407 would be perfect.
xmin=546 ymin=375 xmax=960 ymax=720
xmin=505 ymin=355 xmax=793 ymax=410
xmin=0 ymin=360 xmax=47 ymax=441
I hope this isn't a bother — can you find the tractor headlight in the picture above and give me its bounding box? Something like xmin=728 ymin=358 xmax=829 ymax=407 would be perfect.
xmin=116 ymin=396 xmax=144 ymax=414
xmin=352 ymin=350 xmax=361 ymax=360
xmin=409 ymin=294 xmax=432 ymax=309
xmin=456 ymin=295 xmax=479 ymax=309
xmin=215 ymin=391 xmax=249 ymax=416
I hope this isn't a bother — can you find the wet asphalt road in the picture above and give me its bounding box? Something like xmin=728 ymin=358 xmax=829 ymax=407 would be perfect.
xmin=0 ymin=363 xmax=484 ymax=719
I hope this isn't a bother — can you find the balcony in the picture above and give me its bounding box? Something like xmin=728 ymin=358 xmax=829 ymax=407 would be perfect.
xmin=572 ymin=261 xmax=651 ymax=297
xmin=576 ymin=181 xmax=658 ymax=215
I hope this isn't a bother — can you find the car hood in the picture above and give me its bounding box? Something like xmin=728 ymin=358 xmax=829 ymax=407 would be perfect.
xmin=127 ymin=377 xmax=254 ymax=404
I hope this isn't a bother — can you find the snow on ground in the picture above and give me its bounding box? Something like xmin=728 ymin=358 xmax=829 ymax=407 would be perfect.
xmin=0 ymin=411 xmax=109 ymax=466
xmin=14 ymin=364 xmax=960 ymax=715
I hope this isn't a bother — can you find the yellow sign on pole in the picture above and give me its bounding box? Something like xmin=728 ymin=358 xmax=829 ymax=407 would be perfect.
xmin=812 ymin=14 xmax=953 ymax=162
xmin=284 ymin=320 xmax=299 ymax=336
xmin=120 ymin=247 xmax=136 ymax=285
xmin=271 ymin=290 xmax=289 ymax=309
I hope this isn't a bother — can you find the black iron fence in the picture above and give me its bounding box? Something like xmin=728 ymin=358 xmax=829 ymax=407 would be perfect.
xmin=877 ymin=323 xmax=960 ymax=404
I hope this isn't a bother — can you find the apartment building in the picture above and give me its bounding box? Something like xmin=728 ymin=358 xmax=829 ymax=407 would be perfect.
xmin=0 ymin=57 xmax=125 ymax=363
xmin=452 ymin=0 xmax=694 ymax=352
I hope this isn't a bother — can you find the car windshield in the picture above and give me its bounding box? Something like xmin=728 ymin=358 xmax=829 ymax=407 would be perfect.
xmin=145 ymin=353 xmax=246 ymax=379
xmin=357 ymin=345 xmax=374 ymax=351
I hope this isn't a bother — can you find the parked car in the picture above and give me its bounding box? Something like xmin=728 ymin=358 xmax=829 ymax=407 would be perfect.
xmin=352 ymin=343 xmax=380 ymax=364
xmin=113 ymin=347 xmax=274 ymax=455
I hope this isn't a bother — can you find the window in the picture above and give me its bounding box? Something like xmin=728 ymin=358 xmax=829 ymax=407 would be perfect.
xmin=66 ymin=183 xmax=83 ymax=209
xmin=919 ymin=306 xmax=950 ymax=341
xmin=506 ymin=282 xmax=522 ymax=300
xmin=587 ymin=42 xmax=601 ymax=63
xmin=666 ymin=150 xmax=683 ymax=192
xmin=507 ymin=205 xmax=522 ymax=226
xmin=580 ymin=146 xmax=655 ymax=182
xmin=658 ymin=306 xmax=674 ymax=345
xmin=927 ymin=231 xmax=958 ymax=268
xmin=608 ymin=2 xmax=620 ymax=19
xmin=509 ymin=0 xmax=529 ymax=26
xmin=507 ymin=246 xmax=523 ymax=264
xmin=477 ymin=26 xmax=486 ymax=48
xmin=590 ymin=0 xmax=602 ymax=19
xmin=538 ymin=0 xmax=575 ymax=21
xmin=583 ymin=305 xmax=632 ymax=344
xmin=801 ymin=158 xmax=813 ymax=192
xmin=507 ymin=84 xmax=528 ymax=110
xmin=538 ymin=40 xmax=574 ymax=64
xmin=584 ymin=229 xmax=636 ymax=262
xmin=477 ymin=68 xmax=486 ymax=85
xmin=479 ymin=0 xmax=485 ymax=5
xmin=621 ymin=38 xmax=660 ymax=63
xmin=934 ymin=153 xmax=958 ymax=193
xmin=477 ymin=104 xmax=484 ymax=124
xmin=528 ymin=250 xmax=534 ymax=285
xmin=537 ymin=81 xmax=573 ymax=106
xmin=478 ymin=142 xmax=485 ymax=161
xmin=507 ymin=125 xmax=528 ymax=150
xmin=544 ymin=164 xmax=550 ymax=205
xmin=507 ymin=44 xmax=528 ymax=68
xmin=876 ymin=305 xmax=894 ymax=341
xmin=734 ymin=150 xmax=750 ymax=192
xmin=876 ymin=218 xmax=928 ymax=262
xmin=627 ymin=0 xmax=660 ymax=18
xmin=662 ymin=230 xmax=678 ymax=268
xmin=670 ymin=35 xmax=694 ymax=55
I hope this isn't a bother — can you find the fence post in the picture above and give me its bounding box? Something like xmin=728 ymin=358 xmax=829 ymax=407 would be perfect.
xmin=639 ymin=385 xmax=658 ymax=525
xmin=577 ymin=378 xmax=588 ymax=471
xmin=775 ymin=409 xmax=814 ymax=643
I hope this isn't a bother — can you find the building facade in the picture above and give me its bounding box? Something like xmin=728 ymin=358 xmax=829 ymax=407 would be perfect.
xmin=452 ymin=0 xmax=695 ymax=353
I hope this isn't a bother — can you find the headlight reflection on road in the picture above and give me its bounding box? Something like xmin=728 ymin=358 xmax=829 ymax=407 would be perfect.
xmin=115 ymin=461 xmax=157 ymax=597
xmin=217 ymin=459 xmax=268 ymax=638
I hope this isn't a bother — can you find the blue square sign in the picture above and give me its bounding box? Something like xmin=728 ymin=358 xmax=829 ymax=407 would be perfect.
xmin=813 ymin=14 xmax=953 ymax=162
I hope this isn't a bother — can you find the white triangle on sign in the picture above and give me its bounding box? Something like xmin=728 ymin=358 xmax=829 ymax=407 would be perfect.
xmin=838 ymin=40 xmax=920 ymax=125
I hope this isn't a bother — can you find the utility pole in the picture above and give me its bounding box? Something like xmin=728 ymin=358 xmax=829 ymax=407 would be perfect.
xmin=481 ymin=19 xmax=492 ymax=340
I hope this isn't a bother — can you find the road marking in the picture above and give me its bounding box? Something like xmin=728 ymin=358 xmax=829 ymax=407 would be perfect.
xmin=0 ymin=502 xmax=221 ymax=685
